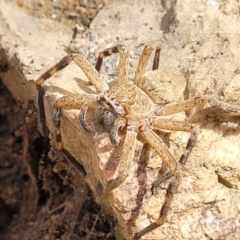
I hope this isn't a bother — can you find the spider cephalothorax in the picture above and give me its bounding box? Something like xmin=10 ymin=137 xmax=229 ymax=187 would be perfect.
xmin=35 ymin=42 xmax=240 ymax=239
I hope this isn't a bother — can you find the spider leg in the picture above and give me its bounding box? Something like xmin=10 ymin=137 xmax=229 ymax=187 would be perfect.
xmin=155 ymin=97 xmax=205 ymax=115
xmin=55 ymin=94 xmax=98 ymax=110
xmin=152 ymin=45 xmax=161 ymax=70
xmin=51 ymin=94 xmax=99 ymax=148
xmin=47 ymin=93 xmax=98 ymax=145
xmin=134 ymin=173 xmax=181 ymax=240
xmin=151 ymin=118 xmax=194 ymax=132
xmin=36 ymin=53 xmax=108 ymax=92
xmin=135 ymin=128 xmax=198 ymax=239
xmin=95 ymin=44 xmax=129 ymax=85
xmin=149 ymin=118 xmax=194 ymax=194
xmin=79 ymin=101 xmax=95 ymax=136
xmin=156 ymin=97 xmax=240 ymax=116
xmin=134 ymin=41 xmax=161 ymax=86
xmin=99 ymin=124 xmax=137 ymax=195
xmin=109 ymin=117 xmax=126 ymax=146
xmin=207 ymin=98 xmax=240 ymax=115
xmin=140 ymin=128 xmax=178 ymax=175
xmin=56 ymin=94 xmax=100 ymax=136
xmin=36 ymin=53 xmax=108 ymax=135
xmin=151 ymin=127 xmax=198 ymax=191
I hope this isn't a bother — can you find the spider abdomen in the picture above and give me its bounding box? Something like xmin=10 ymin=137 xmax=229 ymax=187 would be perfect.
xmin=139 ymin=70 xmax=186 ymax=104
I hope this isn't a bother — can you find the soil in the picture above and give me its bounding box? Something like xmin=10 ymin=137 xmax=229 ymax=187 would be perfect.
xmin=0 ymin=79 xmax=115 ymax=239
xmin=16 ymin=0 xmax=104 ymax=27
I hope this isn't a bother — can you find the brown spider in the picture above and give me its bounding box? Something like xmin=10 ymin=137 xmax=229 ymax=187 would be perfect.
xmin=36 ymin=42 xmax=240 ymax=239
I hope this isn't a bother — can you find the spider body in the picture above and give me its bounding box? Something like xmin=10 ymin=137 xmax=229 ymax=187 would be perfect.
xmin=87 ymin=82 xmax=156 ymax=148
xmin=90 ymin=83 xmax=156 ymax=137
xmin=35 ymin=41 xmax=240 ymax=239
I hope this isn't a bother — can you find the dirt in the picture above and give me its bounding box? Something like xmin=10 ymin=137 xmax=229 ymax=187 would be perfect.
xmin=0 ymin=1 xmax=115 ymax=239
xmin=0 ymin=79 xmax=115 ymax=239
xmin=1 ymin=0 xmax=240 ymax=239
xmin=16 ymin=0 xmax=105 ymax=27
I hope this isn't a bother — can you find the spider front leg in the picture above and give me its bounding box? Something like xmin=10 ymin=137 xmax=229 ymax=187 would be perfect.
xmin=36 ymin=53 xmax=109 ymax=136
xmin=135 ymin=128 xmax=199 ymax=239
xmin=48 ymin=93 xmax=100 ymax=149
xmin=97 ymin=123 xmax=137 ymax=196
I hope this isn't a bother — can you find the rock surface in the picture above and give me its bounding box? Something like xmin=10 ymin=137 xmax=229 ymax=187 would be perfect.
xmin=0 ymin=0 xmax=240 ymax=239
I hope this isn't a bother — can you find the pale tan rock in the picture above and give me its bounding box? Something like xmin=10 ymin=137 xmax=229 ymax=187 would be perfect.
xmin=1 ymin=1 xmax=240 ymax=239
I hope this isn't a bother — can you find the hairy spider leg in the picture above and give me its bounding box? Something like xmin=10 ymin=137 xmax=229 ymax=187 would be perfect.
xmin=139 ymin=118 xmax=194 ymax=177
xmin=95 ymin=41 xmax=161 ymax=87
xmin=134 ymin=41 xmax=162 ymax=86
xmin=135 ymin=128 xmax=198 ymax=239
xmin=36 ymin=53 xmax=109 ymax=136
xmin=95 ymin=44 xmax=129 ymax=85
xmin=155 ymin=97 xmax=240 ymax=116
